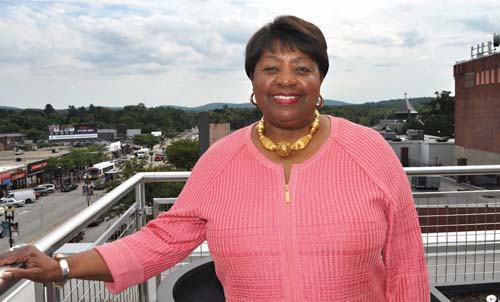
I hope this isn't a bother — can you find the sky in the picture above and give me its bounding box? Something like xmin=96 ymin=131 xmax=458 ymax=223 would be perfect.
xmin=0 ymin=0 xmax=499 ymax=109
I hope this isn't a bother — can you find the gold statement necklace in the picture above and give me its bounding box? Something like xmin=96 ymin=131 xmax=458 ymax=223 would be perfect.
xmin=256 ymin=110 xmax=320 ymax=157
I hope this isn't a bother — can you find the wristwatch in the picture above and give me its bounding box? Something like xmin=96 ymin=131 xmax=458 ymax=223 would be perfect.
xmin=53 ymin=253 xmax=70 ymax=288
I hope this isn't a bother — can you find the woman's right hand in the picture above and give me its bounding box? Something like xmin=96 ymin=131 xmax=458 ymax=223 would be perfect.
xmin=0 ymin=245 xmax=62 ymax=283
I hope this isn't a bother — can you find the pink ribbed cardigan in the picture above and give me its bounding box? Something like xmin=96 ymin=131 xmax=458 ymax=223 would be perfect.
xmin=95 ymin=116 xmax=429 ymax=301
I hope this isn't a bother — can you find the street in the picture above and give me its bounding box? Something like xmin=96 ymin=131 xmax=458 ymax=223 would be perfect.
xmin=0 ymin=183 xmax=106 ymax=252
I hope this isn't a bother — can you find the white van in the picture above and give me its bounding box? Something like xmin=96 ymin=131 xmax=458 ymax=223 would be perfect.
xmin=5 ymin=189 xmax=36 ymax=204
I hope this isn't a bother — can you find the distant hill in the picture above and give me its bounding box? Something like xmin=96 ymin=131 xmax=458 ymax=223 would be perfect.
xmin=0 ymin=97 xmax=433 ymax=111
xmin=0 ymin=106 xmax=21 ymax=110
xmin=359 ymin=97 xmax=433 ymax=108
xmin=169 ymin=99 xmax=351 ymax=111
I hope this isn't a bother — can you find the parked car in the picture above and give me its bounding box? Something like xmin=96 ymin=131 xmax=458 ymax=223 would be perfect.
xmin=88 ymin=215 xmax=105 ymax=227
xmin=68 ymin=230 xmax=85 ymax=243
xmin=34 ymin=187 xmax=50 ymax=196
xmin=0 ymin=197 xmax=25 ymax=207
xmin=61 ymin=183 xmax=78 ymax=192
xmin=37 ymin=184 xmax=56 ymax=193
xmin=5 ymin=189 xmax=36 ymax=204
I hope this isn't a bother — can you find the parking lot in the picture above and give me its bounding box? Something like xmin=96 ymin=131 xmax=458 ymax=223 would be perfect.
xmin=0 ymin=183 xmax=106 ymax=251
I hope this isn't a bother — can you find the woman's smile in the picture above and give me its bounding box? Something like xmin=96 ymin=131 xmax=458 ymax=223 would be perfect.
xmin=272 ymin=94 xmax=301 ymax=105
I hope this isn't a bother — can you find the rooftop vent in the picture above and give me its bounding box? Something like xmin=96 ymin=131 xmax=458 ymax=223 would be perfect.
xmin=406 ymin=129 xmax=424 ymax=141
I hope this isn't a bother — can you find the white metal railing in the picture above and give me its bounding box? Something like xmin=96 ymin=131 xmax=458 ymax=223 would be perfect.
xmin=0 ymin=166 xmax=499 ymax=301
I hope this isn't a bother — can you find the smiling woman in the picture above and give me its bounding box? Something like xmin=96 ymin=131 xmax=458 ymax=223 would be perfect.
xmin=0 ymin=15 xmax=429 ymax=302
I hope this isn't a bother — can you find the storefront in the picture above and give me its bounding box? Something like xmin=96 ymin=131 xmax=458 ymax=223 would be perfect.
xmin=0 ymin=172 xmax=11 ymax=198
xmin=27 ymin=160 xmax=48 ymax=187
xmin=10 ymin=169 xmax=27 ymax=190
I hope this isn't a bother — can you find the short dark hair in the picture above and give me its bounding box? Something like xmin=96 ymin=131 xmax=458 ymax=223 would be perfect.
xmin=245 ymin=15 xmax=329 ymax=80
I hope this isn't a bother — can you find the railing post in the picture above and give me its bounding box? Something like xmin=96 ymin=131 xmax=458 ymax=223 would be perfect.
xmin=34 ymin=283 xmax=46 ymax=302
xmin=135 ymin=181 xmax=150 ymax=302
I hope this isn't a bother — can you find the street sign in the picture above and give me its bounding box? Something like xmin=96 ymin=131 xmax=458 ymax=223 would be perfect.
xmin=1 ymin=221 xmax=9 ymax=234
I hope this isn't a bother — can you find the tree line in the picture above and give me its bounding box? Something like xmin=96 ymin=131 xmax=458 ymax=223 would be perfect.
xmin=0 ymin=92 xmax=454 ymax=140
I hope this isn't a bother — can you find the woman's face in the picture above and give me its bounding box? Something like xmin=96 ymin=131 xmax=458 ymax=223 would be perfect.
xmin=252 ymin=47 xmax=322 ymax=130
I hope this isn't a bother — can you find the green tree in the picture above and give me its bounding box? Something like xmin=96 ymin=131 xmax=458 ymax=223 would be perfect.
xmin=23 ymin=128 xmax=47 ymax=140
xmin=165 ymin=139 xmax=200 ymax=170
xmin=420 ymin=91 xmax=455 ymax=137
xmin=133 ymin=134 xmax=160 ymax=148
xmin=43 ymin=104 xmax=56 ymax=115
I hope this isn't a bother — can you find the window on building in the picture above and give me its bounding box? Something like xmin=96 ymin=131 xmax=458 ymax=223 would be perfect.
xmin=476 ymin=72 xmax=480 ymax=85
xmin=491 ymin=69 xmax=495 ymax=83
xmin=498 ymin=68 xmax=500 ymax=83
xmin=401 ymin=147 xmax=409 ymax=167
xmin=465 ymin=72 xmax=475 ymax=88
xmin=481 ymin=71 xmax=485 ymax=85
xmin=485 ymin=70 xmax=490 ymax=84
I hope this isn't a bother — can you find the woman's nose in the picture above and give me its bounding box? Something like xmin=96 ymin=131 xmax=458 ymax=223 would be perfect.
xmin=276 ymin=68 xmax=297 ymax=86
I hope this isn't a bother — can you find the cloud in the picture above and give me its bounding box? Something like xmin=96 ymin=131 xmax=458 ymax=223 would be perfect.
xmin=345 ymin=29 xmax=425 ymax=49
xmin=374 ymin=62 xmax=400 ymax=68
xmin=399 ymin=29 xmax=426 ymax=48
xmin=0 ymin=1 xmax=254 ymax=76
xmin=349 ymin=35 xmax=398 ymax=47
xmin=461 ymin=16 xmax=500 ymax=33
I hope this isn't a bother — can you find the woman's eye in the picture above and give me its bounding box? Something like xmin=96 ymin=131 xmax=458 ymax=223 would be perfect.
xmin=296 ymin=66 xmax=311 ymax=73
xmin=263 ymin=66 xmax=279 ymax=72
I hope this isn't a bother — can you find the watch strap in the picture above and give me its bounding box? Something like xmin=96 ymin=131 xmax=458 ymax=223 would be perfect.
xmin=53 ymin=253 xmax=69 ymax=288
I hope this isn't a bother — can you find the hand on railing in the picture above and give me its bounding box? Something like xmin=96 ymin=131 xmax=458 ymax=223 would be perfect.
xmin=0 ymin=245 xmax=62 ymax=284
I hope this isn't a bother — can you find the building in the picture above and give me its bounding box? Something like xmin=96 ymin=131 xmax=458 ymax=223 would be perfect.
xmin=388 ymin=135 xmax=455 ymax=167
xmin=209 ymin=123 xmax=230 ymax=146
xmin=454 ymin=37 xmax=500 ymax=185
xmin=0 ymin=133 xmax=25 ymax=151
xmin=97 ymin=129 xmax=117 ymax=141
xmin=127 ymin=129 xmax=141 ymax=138
xmin=116 ymin=124 xmax=128 ymax=139
xmin=198 ymin=112 xmax=232 ymax=156
xmin=376 ymin=93 xmax=419 ymax=133
xmin=453 ymin=38 xmax=500 ymax=186
xmin=394 ymin=92 xmax=419 ymax=120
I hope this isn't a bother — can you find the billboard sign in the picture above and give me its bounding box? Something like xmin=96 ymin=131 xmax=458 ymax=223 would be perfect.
xmin=27 ymin=160 xmax=48 ymax=175
xmin=49 ymin=124 xmax=98 ymax=140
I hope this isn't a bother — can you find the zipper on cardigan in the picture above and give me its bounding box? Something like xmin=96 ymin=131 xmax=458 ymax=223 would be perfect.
xmin=285 ymin=184 xmax=291 ymax=203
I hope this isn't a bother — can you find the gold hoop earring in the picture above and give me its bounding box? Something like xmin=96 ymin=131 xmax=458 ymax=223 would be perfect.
xmin=316 ymin=94 xmax=324 ymax=109
xmin=250 ymin=92 xmax=257 ymax=106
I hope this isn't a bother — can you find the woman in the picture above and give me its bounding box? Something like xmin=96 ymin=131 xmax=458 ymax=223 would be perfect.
xmin=0 ymin=16 xmax=429 ymax=301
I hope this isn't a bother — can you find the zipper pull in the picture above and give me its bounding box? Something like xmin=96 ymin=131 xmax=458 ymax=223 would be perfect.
xmin=285 ymin=184 xmax=291 ymax=203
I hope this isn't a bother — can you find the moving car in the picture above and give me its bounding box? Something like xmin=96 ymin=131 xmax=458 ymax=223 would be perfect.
xmin=0 ymin=197 xmax=25 ymax=207
xmin=34 ymin=187 xmax=50 ymax=196
xmin=61 ymin=183 xmax=78 ymax=192
xmin=93 ymin=178 xmax=107 ymax=190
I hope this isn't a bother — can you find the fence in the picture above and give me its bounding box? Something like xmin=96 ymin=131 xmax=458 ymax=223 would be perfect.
xmin=1 ymin=166 xmax=500 ymax=301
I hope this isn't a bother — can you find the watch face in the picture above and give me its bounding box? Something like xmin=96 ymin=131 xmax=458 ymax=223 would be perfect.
xmin=54 ymin=253 xmax=66 ymax=259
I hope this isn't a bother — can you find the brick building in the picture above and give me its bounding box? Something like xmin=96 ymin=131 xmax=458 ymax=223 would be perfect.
xmin=0 ymin=133 xmax=25 ymax=151
xmin=454 ymin=41 xmax=500 ymax=185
